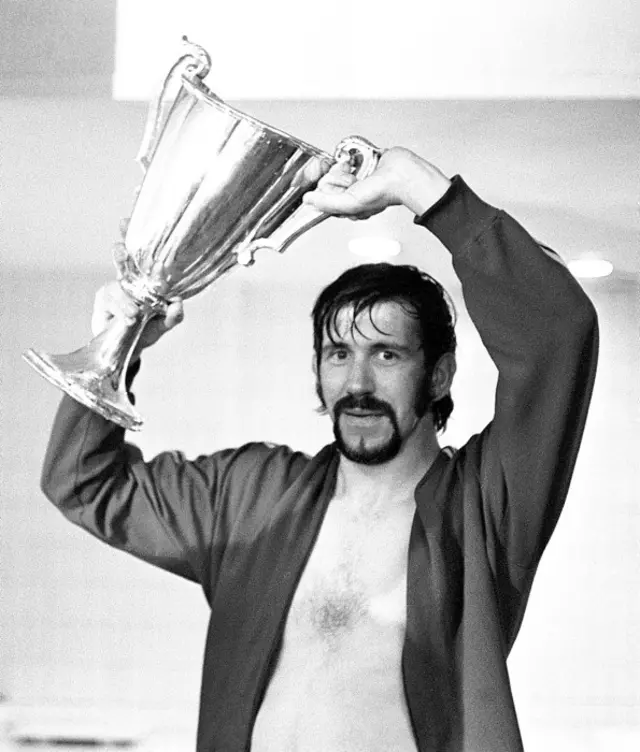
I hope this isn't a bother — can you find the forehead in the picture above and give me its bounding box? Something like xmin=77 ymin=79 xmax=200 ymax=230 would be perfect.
xmin=325 ymin=300 xmax=421 ymax=346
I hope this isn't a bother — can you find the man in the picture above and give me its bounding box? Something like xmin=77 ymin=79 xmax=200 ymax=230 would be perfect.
xmin=40 ymin=147 xmax=598 ymax=752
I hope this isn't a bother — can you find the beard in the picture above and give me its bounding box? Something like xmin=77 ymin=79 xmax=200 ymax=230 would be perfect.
xmin=331 ymin=393 xmax=404 ymax=466
xmin=316 ymin=371 xmax=433 ymax=466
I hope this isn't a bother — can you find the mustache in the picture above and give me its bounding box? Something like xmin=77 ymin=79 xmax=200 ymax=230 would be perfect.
xmin=333 ymin=394 xmax=395 ymax=417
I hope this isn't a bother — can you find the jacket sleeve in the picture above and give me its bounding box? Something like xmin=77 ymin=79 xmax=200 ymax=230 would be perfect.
xmin=40 ymin=377 xmax=307 ymax=585
xmin=416 ymin=176 xmax=599 ymax=571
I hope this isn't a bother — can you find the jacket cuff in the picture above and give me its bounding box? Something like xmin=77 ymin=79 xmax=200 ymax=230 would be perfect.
xmin=413 ymin=175 xmax=499 ymax=251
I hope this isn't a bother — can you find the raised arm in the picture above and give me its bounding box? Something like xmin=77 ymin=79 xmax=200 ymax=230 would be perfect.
xmin=305 ymin=149 xmax=599 ymax=571
xmin=40 ymin=279 xmax=311 ymax=588
xmin=40 ymin=281 xmax=220 ymax=582
xmin=42 ymin=392 xmax=234 ymax=583
xmin=416 ymin=175 xmax=598 ymax=569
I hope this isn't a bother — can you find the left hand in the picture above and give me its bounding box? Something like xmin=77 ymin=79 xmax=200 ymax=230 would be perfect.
xmin=302 ymin=148 xmax=402 ymax=220
xmin=302 ymin=146 xmax=452 ymax=219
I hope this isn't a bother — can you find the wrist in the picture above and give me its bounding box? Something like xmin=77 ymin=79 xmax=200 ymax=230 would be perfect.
xmin=392 ymin=150 xmax=452 ymax=215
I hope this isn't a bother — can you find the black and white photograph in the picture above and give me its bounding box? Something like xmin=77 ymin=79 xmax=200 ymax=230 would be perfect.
xmin=1 ymin=1 xmax=638 ymax=750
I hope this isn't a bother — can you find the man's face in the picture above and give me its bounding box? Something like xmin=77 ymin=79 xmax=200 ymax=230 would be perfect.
xmin=317 ymin=300 xmax=428 ymax=465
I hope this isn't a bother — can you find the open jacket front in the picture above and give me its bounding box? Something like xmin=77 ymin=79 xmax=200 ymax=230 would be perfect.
xmin=41 ymin=177 xmax=599 ymax=751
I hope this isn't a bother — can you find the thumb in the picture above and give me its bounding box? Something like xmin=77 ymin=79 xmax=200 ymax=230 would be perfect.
xmin=302 ymin=189 xmax=363 ymax=216
xmin=303 ymin=174 xmax=390 ymax=217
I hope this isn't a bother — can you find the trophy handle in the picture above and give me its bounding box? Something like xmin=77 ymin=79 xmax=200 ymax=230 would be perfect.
xmin=332 ymin=135 xmax=381 ymax=183
xmin=136 ymin=36 xmax=213 ymax=172
xmin=236 ymin=136 xmax=382 ymax=266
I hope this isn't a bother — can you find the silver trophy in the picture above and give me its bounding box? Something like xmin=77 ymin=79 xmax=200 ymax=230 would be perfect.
xmin=23 ymin=38 xmax=381 ymax=430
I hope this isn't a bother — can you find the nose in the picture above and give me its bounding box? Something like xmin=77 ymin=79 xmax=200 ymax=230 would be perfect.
xmin=345 ymin=355 xmax=375 ymax=395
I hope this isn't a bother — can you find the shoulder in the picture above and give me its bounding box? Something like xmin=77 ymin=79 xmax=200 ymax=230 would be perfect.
xmin=144 ymin=441 xmax=310 ymax=501
xmin=216 ymin=441 xmax=311 ymax=492
xmin=413 ymin=439 xmax=483 ymax=526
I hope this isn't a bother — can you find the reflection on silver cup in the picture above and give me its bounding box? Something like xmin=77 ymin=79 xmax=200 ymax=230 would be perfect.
xmin=23 ymin=37 xmax=381 ymax=430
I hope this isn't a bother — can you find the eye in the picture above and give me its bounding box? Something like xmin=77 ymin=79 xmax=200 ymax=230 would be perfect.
xmin=325 ymin=347 xmax=349 ymax=363
xmin=377 ymin=349 xmax=399 ymax=363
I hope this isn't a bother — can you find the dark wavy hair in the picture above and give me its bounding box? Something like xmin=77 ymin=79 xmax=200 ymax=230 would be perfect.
xmin=312 ymin=263 xmax=457 ymax=432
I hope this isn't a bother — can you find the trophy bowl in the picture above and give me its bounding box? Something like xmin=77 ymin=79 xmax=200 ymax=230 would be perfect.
xmin=23 ymin=38 xmax=381 ymax=431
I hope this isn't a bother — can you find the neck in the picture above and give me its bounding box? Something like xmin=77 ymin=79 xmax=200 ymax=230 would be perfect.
xmin=334 ymin=419 xmax=442 ymax=503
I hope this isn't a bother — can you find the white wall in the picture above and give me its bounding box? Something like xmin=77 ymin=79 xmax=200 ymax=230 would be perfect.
xmin=114 ymin=0 xmax=640 ymax=98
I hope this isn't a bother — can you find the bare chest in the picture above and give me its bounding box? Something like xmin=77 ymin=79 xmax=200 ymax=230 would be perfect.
xmin=251 ymin=496 xmax=419 ymax=752
xmin=285 ymin=496 xmax=416 ymax=642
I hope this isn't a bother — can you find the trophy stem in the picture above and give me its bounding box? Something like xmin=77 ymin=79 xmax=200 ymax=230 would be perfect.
xmin=23 ymin=311 xmax=153 ymax=431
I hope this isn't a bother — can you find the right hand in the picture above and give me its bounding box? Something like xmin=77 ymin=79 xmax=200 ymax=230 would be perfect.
xmin=92 ymin=279 xmax=184 ymax=361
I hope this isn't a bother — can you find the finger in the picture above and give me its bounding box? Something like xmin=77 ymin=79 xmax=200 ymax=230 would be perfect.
xmin=96 ymin=282 xmax=139 ymax=324
xmin=300 ymin=156 xmax=333 ymax=185
xmin=91 ymin=304 xmax=109 ymax=336
xmin=326 ymin=160 xmax=355 ymax=180
xmin=302 ymin=190 xmax=363 ymax=216
xmin=164 ymin=299 xmax=184 ymax=329
xmin=110 ymin=284 xmax=140 ymax=319
xmin=332 ymin=156 xmax=356 ymax=171
xmin=91 ymin=285 xmax=119 ymax=335
xmin=112 ymin=241 xmax=130 ymax=278
xmin=119 ymin=218 xmax=131 ymax=239
xmin=316 ymin=171 xmax=357 ymax=193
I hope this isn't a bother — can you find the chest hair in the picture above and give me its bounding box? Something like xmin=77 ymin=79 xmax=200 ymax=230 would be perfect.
xmin=287 ymin=494 xmax=415 ymax=643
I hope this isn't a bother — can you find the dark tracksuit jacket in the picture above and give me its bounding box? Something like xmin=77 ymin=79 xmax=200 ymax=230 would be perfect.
xmin=40 ymin=176 xmax=599 ymax=751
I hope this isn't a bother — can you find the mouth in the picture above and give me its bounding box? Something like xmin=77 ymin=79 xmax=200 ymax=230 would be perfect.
xmin=340 ymin=409 xmax=387 ymax=422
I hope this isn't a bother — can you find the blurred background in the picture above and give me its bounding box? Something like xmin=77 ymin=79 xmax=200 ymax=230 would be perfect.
xmin=1 ymin=0 xmax=639 ymax=749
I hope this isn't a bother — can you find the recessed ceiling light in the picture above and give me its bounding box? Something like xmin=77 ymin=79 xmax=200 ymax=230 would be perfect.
xmin=348 ymin=237 xmax=402 ymax=260
xmin=567 ymin=258 xmax=614 ymax=279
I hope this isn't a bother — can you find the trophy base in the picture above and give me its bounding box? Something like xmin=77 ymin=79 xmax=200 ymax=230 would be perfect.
xmin=23 ymin=348 xmax=143 ymax=431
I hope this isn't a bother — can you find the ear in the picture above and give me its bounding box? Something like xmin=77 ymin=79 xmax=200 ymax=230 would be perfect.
xmin=430 ymin=352 xmax=456 ymax=401
xmin=311 ymin=354 xmax=319 ymax=379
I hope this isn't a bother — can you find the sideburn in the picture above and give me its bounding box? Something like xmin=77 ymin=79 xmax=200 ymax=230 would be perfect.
xmin=315 ymin=377 xmax=328 ymax=414
xmin=414 ymin=369 xmax=433 ymax=419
